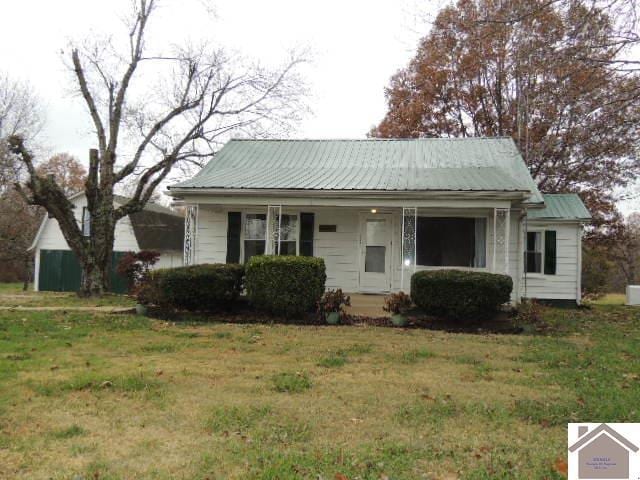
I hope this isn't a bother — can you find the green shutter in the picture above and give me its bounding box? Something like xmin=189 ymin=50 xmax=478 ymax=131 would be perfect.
xmin=226 ymin=212 xmax=242 ymax=263
xmin=300 ymin=213 xmax=314 ymax=256
xmin=544 ymin=230 xmax=557 ymax=275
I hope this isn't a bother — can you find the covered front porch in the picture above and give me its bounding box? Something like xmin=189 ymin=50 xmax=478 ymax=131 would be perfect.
xmin=181 ymin=197 xmax=519 ymax=296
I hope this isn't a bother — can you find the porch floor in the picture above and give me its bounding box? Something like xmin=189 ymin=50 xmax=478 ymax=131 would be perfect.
xmin=345 ymin=293 xmax=389 ymax=318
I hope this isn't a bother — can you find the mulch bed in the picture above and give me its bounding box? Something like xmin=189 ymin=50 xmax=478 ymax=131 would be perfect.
xmin=145 ymin=302 xmax=523 ymax=334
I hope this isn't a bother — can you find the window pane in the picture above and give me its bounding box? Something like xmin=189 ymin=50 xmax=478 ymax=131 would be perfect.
xmin=474 ymin=218 xmax=486 ymax=267
xmin=525 ymin=252 xmax=542 ymax=273
xmin=279 ymin=241 xmax=296 ymax=256
xmin=527 ymin=232 xmax=541 ymax=252
xmin=279 ymin=215 xmax=298 ymax=241
xmin=416 ymin=217 xmax=476 ymax=267
xmin=525 ymin=231 xmax=542 ymax=273
xmin=365 ymin=246 xmax=385 ymax=272
xmin=366 ymin=220 xmax=385 ymax=246
xmin=244 ymin=214 xmax=266 ymax=240
xmin=244 ymin=240 xmax=265 ymax=263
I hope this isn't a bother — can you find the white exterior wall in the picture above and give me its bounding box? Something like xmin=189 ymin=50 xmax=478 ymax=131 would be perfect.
xmin=192 ymin=203 xmax=582 ymax=303
xmin=154 ymin=252 xmax=184 ymax=269
xmin=520 ymin=220 xmax=583 ymax=302
xmin=195 ymin=206 xmax=228 ymax=264
xmin=314 ymin=209 xmax=360 ymax=291
xmin=37 ymin=195 xmax=139 ymax=252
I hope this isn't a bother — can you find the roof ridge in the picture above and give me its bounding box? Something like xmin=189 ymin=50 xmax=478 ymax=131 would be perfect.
xmin=228 ymin=136 xmax=515 ymax=142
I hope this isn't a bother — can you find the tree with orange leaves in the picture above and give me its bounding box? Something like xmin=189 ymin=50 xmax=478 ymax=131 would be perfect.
xmin=371 ymin=0 xmax=640 ymax=228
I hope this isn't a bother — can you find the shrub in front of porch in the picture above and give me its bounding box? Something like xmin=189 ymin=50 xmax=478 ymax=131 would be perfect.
xmin=245 ymin=255 xmax=326 ymax=318
xmin=151 ymin=264 xmax=245 ymax=311
xmin=410 ymin=270 xmax=512 ymax=321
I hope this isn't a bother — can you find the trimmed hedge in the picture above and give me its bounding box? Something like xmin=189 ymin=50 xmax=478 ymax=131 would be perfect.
xmin=245 ymin=255 xmax=326 ymax=318
xmin=151 ymin=263 xmax=244 ymax=311
xmin=410 ymin=269 xmax=513 ymax=320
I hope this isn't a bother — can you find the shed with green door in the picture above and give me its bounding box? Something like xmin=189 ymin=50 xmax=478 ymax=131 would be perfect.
xmin=30 ymin=193 xmax=184 ymax=293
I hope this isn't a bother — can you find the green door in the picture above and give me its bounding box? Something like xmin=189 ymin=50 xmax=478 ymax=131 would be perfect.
xmin=39 ymin=250 xmax=129 ymax=294
xmin=109 ymin=251 xmax=128 ymax=294
xmin=39 ymin=250 xmax=64 ymax=291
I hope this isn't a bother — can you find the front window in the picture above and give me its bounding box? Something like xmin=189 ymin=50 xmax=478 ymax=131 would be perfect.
xmin=277 ymin=214 xmax=298 ymax=255
xmin=525 ymin=231 xmax=543 ymax=273
xmin=242 ymin=213 xmax=298 ymax=262
xmin=416 ymin=217 xmax=486 ymax=267
xmin=244 ymin=213 xmax=266 ymax=262
xmin=365 ymin=219 xmax=386 ymax=272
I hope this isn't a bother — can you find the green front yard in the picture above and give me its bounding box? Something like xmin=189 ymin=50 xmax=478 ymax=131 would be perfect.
xmin=0 ymin=283 xmax=135 ymax=308
xmin=0 ymin=289 xmax=638 ymax=479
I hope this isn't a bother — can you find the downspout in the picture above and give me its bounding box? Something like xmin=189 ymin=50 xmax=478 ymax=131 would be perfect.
xmin=523 ymin=209 xmax=528 ymax=301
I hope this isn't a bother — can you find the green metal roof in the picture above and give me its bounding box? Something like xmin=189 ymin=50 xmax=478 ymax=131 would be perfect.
xmin=171 ymin=138 xmax=544 ymax=203
xmin=528 ymin=194 xmax=591 ymax=221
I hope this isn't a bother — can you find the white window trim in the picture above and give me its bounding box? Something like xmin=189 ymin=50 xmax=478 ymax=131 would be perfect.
xmin=413 ymin=215 xmax=490 ymax=270
xmin=240 ymin=210 xmax=300 ymax=263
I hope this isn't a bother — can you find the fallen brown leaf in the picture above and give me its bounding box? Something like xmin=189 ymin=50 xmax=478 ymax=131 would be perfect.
xmin=554 ymin=457 xmax=568 ymax=475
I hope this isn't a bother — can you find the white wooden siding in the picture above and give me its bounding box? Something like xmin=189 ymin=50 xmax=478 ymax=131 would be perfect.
xmin=520 ymin=221 xmax=582 ymax=301
xmin=37 ymin=195 xmax=140 ymax=252
xmin=195 ymin=206 xmax=227 ymax=264
xmin=192 ymin=204 xmax=582 ymax=302
xmin=154 ymin=252 xmax=183 ymax=269
xmin=314 ymin=209 xmax=359 ymax=291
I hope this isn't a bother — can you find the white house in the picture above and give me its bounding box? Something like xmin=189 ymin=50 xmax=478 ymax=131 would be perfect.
xmin=30 ymin=193 xmax=184 ymax=293
xmin=168 ymin=138 xmax=591 ymax=305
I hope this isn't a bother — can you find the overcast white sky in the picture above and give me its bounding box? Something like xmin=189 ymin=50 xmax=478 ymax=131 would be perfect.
xmin=1 ymin=0 xmax=637 ymax=213
xmin=0 ymin=0 xmax=430 ymax=155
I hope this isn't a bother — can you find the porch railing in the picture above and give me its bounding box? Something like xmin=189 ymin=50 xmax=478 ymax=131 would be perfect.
xmin=400 ymin=207 xmax=417 ymax=290
xmin=183 ymin=205 xmax=198 ymax=266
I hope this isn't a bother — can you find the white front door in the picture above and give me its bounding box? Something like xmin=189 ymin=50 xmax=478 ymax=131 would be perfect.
xmin=359 ymin=214 xmax=392 ymax=292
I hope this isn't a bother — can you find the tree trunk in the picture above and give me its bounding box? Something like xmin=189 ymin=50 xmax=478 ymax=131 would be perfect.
xmin=78 ymin=195 xmax=116 ymax=297
xmin=22 ymin=253 xmax=31 ymax=291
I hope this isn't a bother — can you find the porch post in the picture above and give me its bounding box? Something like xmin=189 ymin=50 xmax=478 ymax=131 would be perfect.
xmin=401 ymin=207 xmax=417 ymax=291
xmin=183 ymin=205 xmax=198 ymax=266
xmin=492 ymin=208 xmax=510 ymax=274
xmin=266 ymin=205 xmax=282 ymax=255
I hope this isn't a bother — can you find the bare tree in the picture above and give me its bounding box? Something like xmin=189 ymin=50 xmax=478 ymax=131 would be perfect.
xmin=0 ymin=72 xmax=43 ymax=194
xmin=0 ymin=73 xmax=44 ymax=288
xmin=9 ymin=0 xmax=307 ymax=296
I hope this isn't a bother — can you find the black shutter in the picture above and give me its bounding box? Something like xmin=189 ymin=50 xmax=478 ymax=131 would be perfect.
xmin=544 ymin=230 xmax=557 ymax=275
xmin=300 ymin=213 xmax=314 ymax=256
xmin=226 ymin=212 xmax=242 ymax=264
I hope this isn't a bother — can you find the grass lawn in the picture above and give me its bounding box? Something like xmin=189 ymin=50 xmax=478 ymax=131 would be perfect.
xmin=0 ymin=282 xmax=135 ymax=308
xmin=589 ymin=292 xmax=626 ymax=306
xmin=0 ymin=300 xmax=638 ymax=479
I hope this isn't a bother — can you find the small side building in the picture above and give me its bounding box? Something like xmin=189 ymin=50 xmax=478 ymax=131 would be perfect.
xmin=29 ymin=193 xmax=184 ymax=293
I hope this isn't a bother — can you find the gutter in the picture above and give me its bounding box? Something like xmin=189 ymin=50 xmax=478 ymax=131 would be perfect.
xmin=167 ymin=187 xmax=534 ymax=201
